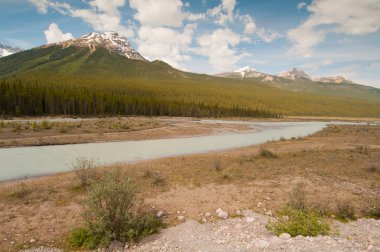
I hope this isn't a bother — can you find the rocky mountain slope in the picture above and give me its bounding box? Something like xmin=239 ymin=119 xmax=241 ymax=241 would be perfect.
xmin=53 ymin=31 xmax=146 ymax=61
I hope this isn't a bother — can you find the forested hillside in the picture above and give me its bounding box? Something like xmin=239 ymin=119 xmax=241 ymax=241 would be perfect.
xmin=0 ymin=45 xmax=379 ymax=118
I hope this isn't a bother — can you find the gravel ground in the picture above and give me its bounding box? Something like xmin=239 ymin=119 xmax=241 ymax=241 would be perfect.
xmin=131 ymin=210 xmax=380 ymax=252
xmin=20 ymin=211 xmax=380 ymax=252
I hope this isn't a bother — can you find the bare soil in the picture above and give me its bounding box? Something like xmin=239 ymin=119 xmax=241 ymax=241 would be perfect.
xmin=0 ymin=122 xmax=379 ymax=251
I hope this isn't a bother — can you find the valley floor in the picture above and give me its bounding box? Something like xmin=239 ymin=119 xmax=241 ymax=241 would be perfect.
xmin=0 ymin=119 xmax=379 ymax=251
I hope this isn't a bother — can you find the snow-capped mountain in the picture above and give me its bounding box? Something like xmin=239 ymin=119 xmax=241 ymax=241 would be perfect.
xmin=314 ymin=76 xmax=353 ymax=84
xmin=234 ymin=66 xmax=268 ymax=78
xmin=277 ymin=67 xmax=312 ymax=81
xmin=216 ymin=66 xmax=270 ymax=79
xmin=52 ymin=31 xmax=146 ymax=61
xmin=0 ymin=43 xmax=22 ymax=58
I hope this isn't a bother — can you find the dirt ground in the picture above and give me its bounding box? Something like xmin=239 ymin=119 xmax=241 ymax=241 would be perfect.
xmin=0 ymin=123 xmax=379 ymax=251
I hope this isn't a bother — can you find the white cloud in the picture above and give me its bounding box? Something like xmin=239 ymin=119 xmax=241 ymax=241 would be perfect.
xmin=288 ymin=0 xmax=380 ymax=57
xmin=256 ymin=28 xmax=282 ymax=43
xmin=43 ymin=22 xmax=74 ymax=44
xmin=136 ymin=24 xmax=196 ymax=69
xmin=29 ymin=0 xmax=133 ymax=37
xmin=297 ymin=2 xmax=306 ymax=10
xmin=195 ymin=28 xmax=250 ymax=71
xmin=208 ymin=0 xmax=236 ymax=26
xmin=129 ymin=0 xmax=184 ymax=27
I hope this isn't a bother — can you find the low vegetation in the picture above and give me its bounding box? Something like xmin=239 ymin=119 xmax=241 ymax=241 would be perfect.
xmin=267 ymin=207 xmax=331 ymax=237
xmin=267 ymin=182 xmax=330 ymax=237
xmin=72 ymin=157 xmax=97 ymax=188
xmin=70 ymin=171 xmax=162 ymax=249
xmin=258 ymin=148 xmax=277 ymax=158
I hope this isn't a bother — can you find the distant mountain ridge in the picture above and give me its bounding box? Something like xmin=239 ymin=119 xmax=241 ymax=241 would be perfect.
xmin=0 ymin=43 xmax=22 ymax=58
xmin=217 ymin=66 xmax=355 ymax=85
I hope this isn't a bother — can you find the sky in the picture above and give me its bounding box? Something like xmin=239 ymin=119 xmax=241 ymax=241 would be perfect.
xmin=1 ymin=0 xmax=380 ymax=88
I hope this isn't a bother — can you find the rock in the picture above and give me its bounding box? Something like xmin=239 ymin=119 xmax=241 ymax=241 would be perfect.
xmin=205 ymin=212 xmax=211 ymax=218
xmin=109 ymin=240 xmax=124 ymax=251
xmin=367 ymin=245 xmax=374 ymax=250
xmin=177 ymin=215 xmax=186 ymax=221
xmin=279 ymin=233 xmax=291 ymax=240
xmin=245 ymin=217 xmax=255 ymax=223
xmin=216 ymin=208 xmax=228 ymax=219
xmin=236 ymin=210 xmax=242 ymax=215
xmin=124 ymin=243 xmax=130 ymax=250
xmin=157 ymin=211 xmax=164 ymax=218
xmin=30 ymin=239 xmax=36 ymax=243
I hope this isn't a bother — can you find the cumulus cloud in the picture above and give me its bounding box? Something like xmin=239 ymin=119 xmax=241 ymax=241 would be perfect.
xmin=136 ymin=24 xmax=196 ymax=69
xmin=43 ymin=23 xmax=74 ymax=44
xmin=297 ymin=2 xmax=306 ymax=10
xmin=195 ymin=28 xmax=250 ymax=71
xmin=29 ymin=0 xmax=133 ymax=36
xmin=129 ymin=0 xmax=184 ymax=27
xmin=288 ymin=0 xmax=380 ymax=57
xmin=208 ymin=0 xmax=236 ymax=26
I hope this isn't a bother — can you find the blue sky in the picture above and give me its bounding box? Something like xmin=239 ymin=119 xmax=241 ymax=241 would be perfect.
xmin=1 ymin=0 xmax=380 ymax=88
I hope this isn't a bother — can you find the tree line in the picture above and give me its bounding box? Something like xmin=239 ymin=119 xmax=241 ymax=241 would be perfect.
xmin=0 ymin=78 xmax=281 ymax=118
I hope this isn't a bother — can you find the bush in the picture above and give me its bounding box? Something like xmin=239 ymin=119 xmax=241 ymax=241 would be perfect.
xmin=335 ymin=200 xmax=356 ymax=222
xmin=288 ymin=182 xmax=307 ymax=211
xmin=72 ymin=157 xmax=97 ymax=187
xmin=259 ymin=148 xmax=277 ymax=158
xmin=70 ymin=171 xmax=162 ymax=249
xmin=267 ymin=207 xmax=330 ymax=237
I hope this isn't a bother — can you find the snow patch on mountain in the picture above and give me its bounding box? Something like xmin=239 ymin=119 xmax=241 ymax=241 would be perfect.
xmin=234 ymin=66 xmax=268 ymax=78
xmin=277 ymin=67 xmax=311 ymax=81
xmin=0 ymin=43 xmax=22 ymax=58
xmin=314 ymin=76 xmax=353 ymax=84
xmin=53 ymin=31 xmax=146 ymax=61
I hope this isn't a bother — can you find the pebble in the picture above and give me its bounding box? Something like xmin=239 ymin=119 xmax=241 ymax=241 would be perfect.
xmin=156 ymin=211 xmax=164 ymax=218
xmin=30 ymin=238 xmax=36 ymax=243
xmin=279 ymin=233 xmax=291 ymax=240
xmin=216 ymin=208 xmax=229 ymax=219
xmin=177 ymin=215 xmax=186 ymax=221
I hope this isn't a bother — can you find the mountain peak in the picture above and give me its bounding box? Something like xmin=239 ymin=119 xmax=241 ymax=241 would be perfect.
xmin=0 ymin=43 xmax=22 ymax=58
xmin=277 ymin=67 xmax=311 ymax=81
xmin=314 ymin=75 xmax=354 ymax=84
xmin=53 ymin=31 xmax=146 ymax=61
xmin=233 ymin=66 xmax=268 ymax=78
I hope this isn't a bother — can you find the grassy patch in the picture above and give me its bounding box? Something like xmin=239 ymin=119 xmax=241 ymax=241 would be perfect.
xmin=267 ymin=207 xmax=330 ymax=237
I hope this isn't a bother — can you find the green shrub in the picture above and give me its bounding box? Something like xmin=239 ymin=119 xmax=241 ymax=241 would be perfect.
xmin=267 ymin=207 xmax=330 ymax=237
xmin=258 ymin=148 xmax=277 ymax=158
xmin=70 ymin=171 xmax=162 ymax=249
